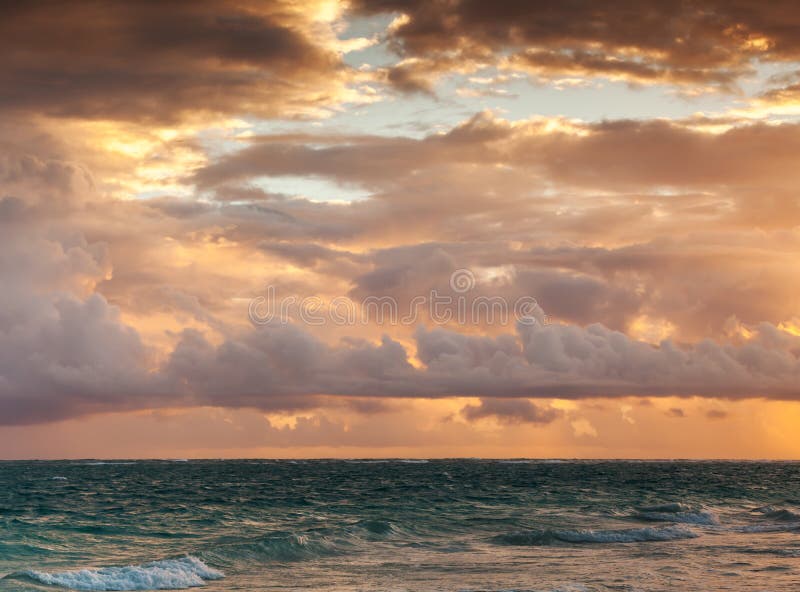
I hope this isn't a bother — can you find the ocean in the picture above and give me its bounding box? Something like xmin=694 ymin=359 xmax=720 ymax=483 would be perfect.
xmin=1 ymin=460 xmax=799 ymax=591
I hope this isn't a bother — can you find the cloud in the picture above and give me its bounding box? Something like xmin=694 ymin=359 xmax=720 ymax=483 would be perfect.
xmin=460 ymin=398 xmax=561 ymax=424
xmin=180 ymin=113 xmax=800 ymax=343
xmin=351 ymin=0 xmax=800 ymax=91
xmin=194 ymin=112 xmax=800 ymax=194
xmin=3 ymin=0 xmax=800 ymax=465
xmin=9 ymin=249 xmax=800 ymax=427
xmin=0 ymin=220 xmax=154 ymax=425
xmin=571 ymin=418 xmax=598 ymax=438
xmin=5 ymin=198 xmax=800 ymax=427
xmin=0 ymin=0 xmax=364 ymax=122
xmin=153 ymin=319 xmax=800 ymax=412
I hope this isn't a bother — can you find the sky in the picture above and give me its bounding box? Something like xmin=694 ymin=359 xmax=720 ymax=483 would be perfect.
xmin=3 ymin=0 xmax=800 ymax=459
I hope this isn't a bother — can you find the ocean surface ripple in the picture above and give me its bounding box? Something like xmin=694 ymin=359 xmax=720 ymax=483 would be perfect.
xmin=2 ymin=460 xmax=800 ymax=591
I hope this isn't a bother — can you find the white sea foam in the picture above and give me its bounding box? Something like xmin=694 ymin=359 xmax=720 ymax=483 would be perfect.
xmin=24 ymin=556 xmax=223 ymax=591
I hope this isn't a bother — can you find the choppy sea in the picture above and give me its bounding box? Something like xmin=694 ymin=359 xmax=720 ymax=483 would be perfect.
xmin=1 ymin=460 xmax=799 ymax=591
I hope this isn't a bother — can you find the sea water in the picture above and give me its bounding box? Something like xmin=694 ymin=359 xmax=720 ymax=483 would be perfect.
xmin=1 ymin=460 xmax=799 ymax=591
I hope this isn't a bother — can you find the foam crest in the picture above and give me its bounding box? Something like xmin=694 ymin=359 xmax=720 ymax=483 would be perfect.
xmin=24 ymin=556 xmax=223 ymax=591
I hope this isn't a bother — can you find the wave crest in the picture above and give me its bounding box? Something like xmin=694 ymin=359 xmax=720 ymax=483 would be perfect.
xmin=355 ymin=519 xmax=397 ymax=536
xmin=637 ymin=503 xmax=692 ymax=513
xmin=633 ymin=503 xmax=718 ymax=525
xmin=762 ymin=507 xmax=800 ymax=522
xmin=22 ymin=556 xmax=223 ymax=591
xmin=492 ymin=525 xmax=698 ymax=546
xmin=207 ymin=532 xmax=345 ymax=564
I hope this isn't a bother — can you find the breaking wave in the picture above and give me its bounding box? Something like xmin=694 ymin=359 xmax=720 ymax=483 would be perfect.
xmin=21 ymin=556 xmax=223 ymax=591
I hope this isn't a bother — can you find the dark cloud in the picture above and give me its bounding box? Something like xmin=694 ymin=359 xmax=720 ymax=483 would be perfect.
xmin=0 ymin=233 xmax=152 ymax=426
xmin=153 ymin=319 xmax=800 ymax=413
xmin=508 ymin=49 xmax=738 ymax=87
xmin=461 ymin=398 xmax=561 ymax=424
xmin=352 ymin=0 xmax=800 ymax=90
xmin=0 ymin=0 xmax=352 ymax=122
xmin=160 ymin=326 xmax=417 ymax=407
xmin=0 ymin=293 xmax=153 ymax=426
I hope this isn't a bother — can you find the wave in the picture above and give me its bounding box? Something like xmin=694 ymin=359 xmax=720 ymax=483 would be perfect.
xmin=355 ymin=518 xmax=397 ymax=536
xmin=737 ymin=506 xmax=800 ymax=532
xmin=759 ymin=507 xmax=800 ymax=522
xmin=21 ymin=556 xmax=223 ymax=591
xmin=735 ymin=523 xmax=800 ymax=533
xmin=633 ymin=503 xmax=718 ymax=525
xmin=0 ymin=540 xmax=63 ymax=560
xmin=637 ymin=503 xmax=693 ymax=513
xmin=204 ymin=520 xmax=409 ymax=566
xmin=492 ymin=525 xmax=698 ymax=546
xmin=206 ymin=532 xmax=345 ymax=564
xmin=76 ymin=461 xmax=137 ymax=466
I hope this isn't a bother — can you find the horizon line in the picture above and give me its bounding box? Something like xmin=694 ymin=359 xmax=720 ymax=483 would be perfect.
xmin=3 ymin=457 xmax=800 ymax=462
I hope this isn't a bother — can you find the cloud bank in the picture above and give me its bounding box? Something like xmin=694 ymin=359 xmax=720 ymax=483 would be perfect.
xmin=3 ymin=1 xmax=800 ymax=438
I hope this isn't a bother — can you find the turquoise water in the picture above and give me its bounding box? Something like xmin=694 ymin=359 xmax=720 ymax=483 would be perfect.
xmin=1 ymin=460 xmax=799 ymax=591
